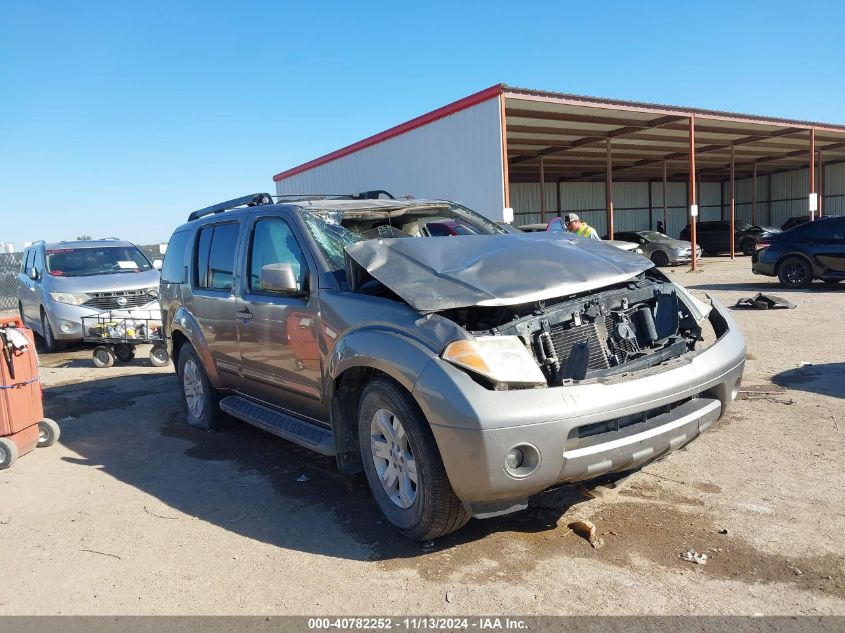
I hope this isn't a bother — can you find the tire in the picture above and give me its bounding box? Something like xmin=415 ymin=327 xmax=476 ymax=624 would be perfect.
xmin=149 ymin=345 xmax=170 ymax=367
xmin=177 ymin=345 xmax=230 ymax=430
xmin=92 ymin=345 xmax=115 ymax=368
xmin=358 ymin=377 xmax=469 ymax=541
xmin=650 ymin=250 xmax=670 ymax=267
xmin=37 ymin=418 xmax=60 ymax=448
xmin=40 ymin=310 xmax=60 ymax=353
xmin=114 ymin=343 xmax=135 ymax=363
xmin=0 ymin=437 xmax=18 ymax=470
xmin=778 ymin=256 xmax=814 ymax=289
xmin=740 ymin=239 xmax=756 ymax=256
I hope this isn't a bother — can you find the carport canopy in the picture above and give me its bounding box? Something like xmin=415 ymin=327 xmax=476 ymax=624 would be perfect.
xmin=501 ymin=85 xmax=845 ymax=267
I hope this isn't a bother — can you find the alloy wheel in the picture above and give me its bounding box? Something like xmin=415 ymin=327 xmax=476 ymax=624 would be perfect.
xmin=182 ymin=358 xmax=205 ymax=418
xmin=370 ymin=408 xmax=418 ymax=509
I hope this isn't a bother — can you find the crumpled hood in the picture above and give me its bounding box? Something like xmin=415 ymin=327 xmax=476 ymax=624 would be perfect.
xmin=344 ymin=233 xmax=653 ymax=312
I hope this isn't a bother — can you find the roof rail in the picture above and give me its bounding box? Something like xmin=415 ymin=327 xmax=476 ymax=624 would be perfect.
xmin=188 ymin=193 xmax=274 ymax=222
xmin=273 ymin=190 xmax=396 ymax=203
xmin=97 ymin=237 xmax=122 ymax=241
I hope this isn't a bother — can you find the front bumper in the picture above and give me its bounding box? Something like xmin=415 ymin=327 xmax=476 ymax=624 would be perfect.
xmin=751 ymin=249 xmax=776 ymax=276
xmin=413 ymin=298 xmax=745 ymax=517
xmin=44 ymin=302 xmax=105 ymax=340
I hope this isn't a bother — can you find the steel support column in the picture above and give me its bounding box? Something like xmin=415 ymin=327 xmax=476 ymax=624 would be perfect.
xmin=818 ymin=151 xmax=824 ymax=217
xmin=539 ymin=157 xmax=546 ymax=221
xmin=752 ymin=162 xmax=758 ymax=226
xmin=730 ymin=144 xmax=735 ymax=260
xmin=648 ymin=179 xmax=653 ymax=229
xmin=809 ymin=128 xmax=816 ymax=220
xmin=499 ymin=93 xmax=510 ymax=210
xmin=556 ymin=178 xmax=563 ymax=217
xmin=662 ymin=160 xmax=668 ymax=235
xmin=689 ymin=115 xmax=697 ymax=271
xmin=606 ymin=139 xmax=614 ymax=239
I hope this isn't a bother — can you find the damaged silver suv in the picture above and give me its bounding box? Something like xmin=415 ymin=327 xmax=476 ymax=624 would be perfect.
xmin=160 ymin=193 xmax=746 ymax=540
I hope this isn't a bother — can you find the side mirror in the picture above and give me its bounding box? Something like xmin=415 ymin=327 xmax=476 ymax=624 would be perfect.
xmin=28 ymin=267 xmax=39 ymax=280
xmin=260 ymin=263 xmax=301 ymax=294
xmin=152 ymin=259 xmax=163 ymax=270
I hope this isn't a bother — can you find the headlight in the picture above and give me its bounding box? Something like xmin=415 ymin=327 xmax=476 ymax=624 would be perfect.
xmin=146 ymin=287 xmax=159 ymax=299
xmin=49 ymin=292 xmax=90 ymax=306
xmin=442 ymin=336 xmax=547 ymax=386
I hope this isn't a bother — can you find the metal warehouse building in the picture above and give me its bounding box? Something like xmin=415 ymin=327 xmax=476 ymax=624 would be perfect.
xmin=273 ymin=83 xmax=845 ymax=249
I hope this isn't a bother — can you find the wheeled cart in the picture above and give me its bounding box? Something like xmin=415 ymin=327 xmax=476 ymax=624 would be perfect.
xmin=82 ymin=312 xmax=169 ymax=368
xmin=0 ymin=317 xmax=59 ymax=470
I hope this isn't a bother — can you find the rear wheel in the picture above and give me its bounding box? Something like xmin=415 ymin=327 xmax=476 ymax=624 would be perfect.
xmin=650 ymin=250 xmax=670 ymax=267
xmin=177 ymin=345 xmax=230 ymax=430
xmin=37 ymin=418 xmax=60 ymax=447
xmin=778 ymin=256 xmax=813 ymax=289
xmin=92 ymin=345 xmax=115 ymax=368
xmin=358 ymin=377 xmax=469 ymax=541
xmin=0 ymin=437 xmax=18 ymax=470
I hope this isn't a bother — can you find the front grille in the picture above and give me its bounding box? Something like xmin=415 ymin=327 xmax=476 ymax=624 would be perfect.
xmin=83 ymin=289 xmax=155 ymax=311
xmin=548 ymin=321 xmax=610 ymax=371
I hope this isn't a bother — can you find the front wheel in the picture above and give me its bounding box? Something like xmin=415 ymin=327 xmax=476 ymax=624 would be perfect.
xmin=650 ymin=250 xmax=670 ymax=267
xmin=40 ymin=310 xmax=60 ymax=353
xmin=740 ymin=239 xmax=756 ymax=256
xmin=0 ymin=437 xmax=18 ymax=470
xmin=92 ymin=345 xmax=115 ymax=368
xmin=778 ymin=256 xmax=813 ymax=289
xmin=149 ymin=345 xmax=169 ymax=367
xmin=358 ymin=377 xmax=469 ymax=541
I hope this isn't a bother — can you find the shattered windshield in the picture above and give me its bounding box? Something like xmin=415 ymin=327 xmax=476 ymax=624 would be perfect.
xmin=300 ymin=203 xmax=507 ymax=272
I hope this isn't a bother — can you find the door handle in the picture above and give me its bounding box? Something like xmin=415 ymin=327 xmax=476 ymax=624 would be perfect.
xmin=236 ymin=309 xmax=253 ymax=321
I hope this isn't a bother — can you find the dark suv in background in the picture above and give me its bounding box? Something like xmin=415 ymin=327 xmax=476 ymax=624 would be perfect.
xmin=159 ymin=192 xmax=745 ymax=540
xmin=679 ymin=220 xmax=780 ymax=256
xmin=752 ymin=216 xmax=845 ymax=288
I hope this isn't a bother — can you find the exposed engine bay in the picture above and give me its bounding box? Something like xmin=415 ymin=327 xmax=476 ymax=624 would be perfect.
xmin=439 ymin=272 xmax=706 ymax=386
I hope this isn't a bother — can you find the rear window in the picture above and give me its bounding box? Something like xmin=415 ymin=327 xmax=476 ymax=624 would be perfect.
xmin=161 ymin=230 xmax=191 ymax=283
xmin=194 ymin=223 xmax=240 ymax=291
xmin=45 ymin=246 xmax=152 ymax=277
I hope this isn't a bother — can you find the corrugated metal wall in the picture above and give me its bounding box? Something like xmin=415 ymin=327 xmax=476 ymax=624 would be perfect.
xmin=510 ymin=162 xmax=845 ymax=237
xmin=275 ymin=98 xmax=507 ymax=220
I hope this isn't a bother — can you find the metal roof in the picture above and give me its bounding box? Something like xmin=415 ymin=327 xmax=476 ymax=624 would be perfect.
xmin=502 ymin=85 xmax=845 ymax=183
xmin=272 ymin=83 xmax=845 ymax=185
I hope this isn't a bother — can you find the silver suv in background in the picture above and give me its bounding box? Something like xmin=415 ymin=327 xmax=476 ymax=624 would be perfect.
xmin=160 ymin=193 xmax=746 ymax=541
xmin=17 ymin=239 xmax=162 ymax=351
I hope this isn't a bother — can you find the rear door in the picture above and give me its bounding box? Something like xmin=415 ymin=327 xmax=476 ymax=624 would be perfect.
xmin=17 ymin=249 xmax=37 ymax=323
xmin=234 ymin=212 xmax=327 ymax=424
xmin=190 ymin=221 xmax=243 ymax=387
xmin=809 ymin=218 xmax=845 ymax=276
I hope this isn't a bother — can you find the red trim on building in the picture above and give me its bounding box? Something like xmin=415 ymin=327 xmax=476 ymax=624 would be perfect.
xmin=273 ymin=84 xmax=504 ymax=182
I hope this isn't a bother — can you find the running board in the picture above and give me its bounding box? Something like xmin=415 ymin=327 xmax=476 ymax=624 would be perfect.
xmin=219 ymin=396 xmax=336 ymax=456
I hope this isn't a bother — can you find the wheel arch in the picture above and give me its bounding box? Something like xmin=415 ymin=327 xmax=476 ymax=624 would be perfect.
xmin=327 ymin=328 xmax=438 ymax=474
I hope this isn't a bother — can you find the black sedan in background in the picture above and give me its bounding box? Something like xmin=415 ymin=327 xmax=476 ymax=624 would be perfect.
xmin=680 ymin=220 xmax=780 ymax=256
xmin=752 ymin=216 xmax=845 ymax=288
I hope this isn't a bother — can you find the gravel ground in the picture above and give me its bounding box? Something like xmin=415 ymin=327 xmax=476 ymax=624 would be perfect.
xmin=0 ymin=256 xmax=843 ymax=615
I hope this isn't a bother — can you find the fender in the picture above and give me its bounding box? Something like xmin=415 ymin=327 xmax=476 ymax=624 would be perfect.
xmin=169 ymin=306 xmax=225 ymax=387
xmin=327 ymin=326 xmax=439 ymax=398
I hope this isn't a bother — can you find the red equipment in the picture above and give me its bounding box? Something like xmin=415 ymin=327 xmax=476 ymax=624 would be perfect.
xmin=0 ymin=317 xmax=59 ymax=469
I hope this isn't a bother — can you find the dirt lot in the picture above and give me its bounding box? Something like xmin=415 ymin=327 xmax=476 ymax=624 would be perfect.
xmin=0 ymin=257 xmax=843 ymax=615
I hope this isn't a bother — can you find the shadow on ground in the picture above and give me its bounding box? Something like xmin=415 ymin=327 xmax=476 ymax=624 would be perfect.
xmin=687 ymin=280 xmax=844 ymax=294
xmin=772 ymin=362 xmax=845 ymax=400
xmin=43 ymin=373 xmax=599 ymax=562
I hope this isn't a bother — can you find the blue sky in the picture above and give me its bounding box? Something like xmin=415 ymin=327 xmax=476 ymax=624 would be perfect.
xmin=2 ymin=0 xmax=843 ymax=247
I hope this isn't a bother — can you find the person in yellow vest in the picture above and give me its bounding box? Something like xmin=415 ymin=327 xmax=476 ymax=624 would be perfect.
xmin=563 ymin=213 xmax=601 ymax=240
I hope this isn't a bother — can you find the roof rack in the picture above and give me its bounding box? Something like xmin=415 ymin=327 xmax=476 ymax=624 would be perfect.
xmin=188 ymin=193 xmax=274 ymax=222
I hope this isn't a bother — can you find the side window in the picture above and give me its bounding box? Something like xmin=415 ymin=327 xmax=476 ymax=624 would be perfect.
xmin=248 ymin=219 xmax=308 ymax=293
xmin=161 ymin=230 xmax=191 ymax=283
xmin=22 ymin=250 xmax=34 ymax=273
xmin=195 ymin=223 xmax=240 ymax=291
xmin=33 ymin=248 xmax=45 ymax=275
xmin=426 ymin=223 xmax=452 ymax=237
xmin=813 ymin=218 xmax=845 ymax=242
